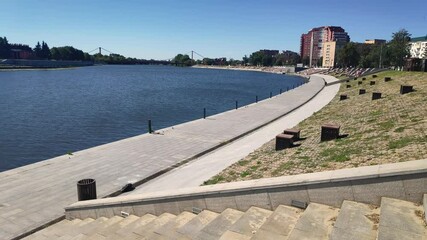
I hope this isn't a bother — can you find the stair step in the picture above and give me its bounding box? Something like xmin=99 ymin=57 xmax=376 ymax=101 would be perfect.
xmin=219 ymin=230 xmax=251 ymax=240
xmin=57 ymin=235 xmax=75 ymax=240
xmin=330 ymin=200 xmax=379 ymax=240
xmin=287 ymin=203 xmax=339 ymax=240
xmin=251 ymin=205 xmax=302 ymax=240
xmin=194 ymin=208 xmax=244 ymax=240
xmin=151 ymin=211 xmax=197 ymax=239
xmin=113 ymin=213 xmax=157 ymax=239
xmin=23 ymin=234 xmax=49 ymax=240
xmin=64 ymin=217 xmax=109 ymax=237
xmin=24 ymin=219 xmax=72 ymax=239
xmin=132 ymin=213 xmax=176 ymax=237
xmin=33 ymin=218 xmax=94 ymax=239
xmin=220 ymin=206 xmax=272 ymax=239
xmin=82 ymin=216 xmax=123 ymax=236
xmin=86 ymin=215 xmax=140 ymax=240
xmin=378 ymin=197 xmax=426 ymax=240
xmin=176 ymin=210 xmax=219 ymax=238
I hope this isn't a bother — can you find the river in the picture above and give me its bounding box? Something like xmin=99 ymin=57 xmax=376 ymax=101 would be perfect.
xmin=0 ymin=65 xmax=304 ymax=171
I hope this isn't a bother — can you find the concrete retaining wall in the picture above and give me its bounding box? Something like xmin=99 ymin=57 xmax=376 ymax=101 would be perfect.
xmin=65 ymin=159 xmax=427 ymax=219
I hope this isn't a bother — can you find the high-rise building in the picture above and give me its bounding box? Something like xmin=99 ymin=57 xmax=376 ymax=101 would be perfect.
xmin=300 ymin=26 xmax=350 ymax=67
xmin=409 ymin=36 xmax=427 ymax=59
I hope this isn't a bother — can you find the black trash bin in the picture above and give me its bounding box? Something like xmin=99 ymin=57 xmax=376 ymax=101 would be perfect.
xmin=77 ymin=178 xmax=97 ymax=201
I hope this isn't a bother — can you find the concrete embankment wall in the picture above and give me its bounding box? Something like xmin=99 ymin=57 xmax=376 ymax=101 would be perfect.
xmin=1 ymin=59 xmax=93 ymax=68
xmin=65 ymin=159 xmax=427 ymax=219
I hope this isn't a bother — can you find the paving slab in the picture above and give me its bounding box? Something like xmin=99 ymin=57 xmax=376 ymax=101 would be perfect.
xmin=176 ymin=210 xmax=219 ymax=238
xmin=287 ymin=203 xmax=339 ymax=240
xmin=0 ymin=74 xmax=326 ymax=239
xmin=251 ymin=205 xmax=302 ymax=240
xmin=377 ymin=197 xmax=426 ymax=240
xmin=195 ymin=208 xmax=244 ymax=240
xmin=330 ymin=200 xmax=379 ymax=240
xmin=226 ymin=206 xmax=272 ymax=237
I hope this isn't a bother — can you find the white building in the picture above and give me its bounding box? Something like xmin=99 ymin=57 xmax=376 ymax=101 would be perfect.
xmin=409 ymin=36 xmax=427 ymax=59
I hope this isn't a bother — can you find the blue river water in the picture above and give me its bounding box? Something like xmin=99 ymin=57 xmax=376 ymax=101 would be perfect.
xmin=0 ymin=65 xmax=304 ymax=171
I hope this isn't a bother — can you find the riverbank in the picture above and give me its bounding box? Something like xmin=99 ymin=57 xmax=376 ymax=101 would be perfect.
xmin=192 ymin=64 xmax=300 ymax=75
xmin=205 ymin=70 xmax=427 ymax=184
xmin=0 ymin=59 xmax=94 ymax=70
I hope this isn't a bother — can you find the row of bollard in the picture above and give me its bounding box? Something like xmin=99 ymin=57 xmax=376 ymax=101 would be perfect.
xmin=147 ymin=82 xmax=305 ymax=134
xmin=341 ymin=76 xmax=414 ymax=102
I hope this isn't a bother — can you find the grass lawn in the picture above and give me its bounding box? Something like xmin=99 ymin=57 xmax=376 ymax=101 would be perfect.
xmin=204 ymin=70 xmax=427 ymax=185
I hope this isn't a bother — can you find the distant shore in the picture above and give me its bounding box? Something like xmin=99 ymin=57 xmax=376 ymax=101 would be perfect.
xmin=192 ymin=64 xmax=299 ymax=75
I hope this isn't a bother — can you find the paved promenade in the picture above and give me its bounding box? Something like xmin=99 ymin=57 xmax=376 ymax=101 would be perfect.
xmin=127 ymin=74 xmax=340 ymax=193
xmin=0 ymin=75 xmax=325 ymax=239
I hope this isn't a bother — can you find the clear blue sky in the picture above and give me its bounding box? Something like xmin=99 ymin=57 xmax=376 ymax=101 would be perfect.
xmin=1 ymin=0 xmax=426 ymax=60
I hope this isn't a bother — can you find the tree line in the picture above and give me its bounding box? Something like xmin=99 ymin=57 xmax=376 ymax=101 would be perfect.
xmin=171 ymin=50 xmax=300 ymax=67
xmin=335 ymin=29 xmax=424 ymax=68
xmin=0 ymin=37 xmax=171 ymax=65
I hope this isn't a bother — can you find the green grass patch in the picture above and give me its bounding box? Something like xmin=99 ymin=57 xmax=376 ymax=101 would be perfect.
xmin=238 ymin=160 xmax=249 ymax=166
xmin=272 ymin=161 xmax=295 ymax=175
xmin=320 ymin=147 xmax=355 ymax=162
xmin=367 ymin=118 xmax=377 ymax=123
xmin=394 ymin=127 xmax=405 ymax=133
xmin=203 ymin=175 xmax=224 ymax=185
xmin=378 ymin=120 xmax=395 ymax=130
xmin=250 ymin=165 xmax=259 ymax=171
xmin=388 ymin=137 xmax=413 ymax=149
xmin=370 ymin=110 xmax=383 ymax=117
xmin=240 ymin=170 xmax=251 ymax=178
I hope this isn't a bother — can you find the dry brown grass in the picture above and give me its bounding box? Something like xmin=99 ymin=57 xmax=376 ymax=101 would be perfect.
xmin=204 ymin=71 xmax=427 ymax=185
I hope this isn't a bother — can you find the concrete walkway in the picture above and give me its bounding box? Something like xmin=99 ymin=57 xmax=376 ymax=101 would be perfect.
xmin=127 ymin=74 xmax=340 ymax=193
xmin=0 ymin=75 xmax=327 ymax=239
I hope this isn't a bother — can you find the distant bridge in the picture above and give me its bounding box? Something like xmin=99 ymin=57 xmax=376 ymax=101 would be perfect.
xmin=87 ymin=47 xmax=206 ymax=61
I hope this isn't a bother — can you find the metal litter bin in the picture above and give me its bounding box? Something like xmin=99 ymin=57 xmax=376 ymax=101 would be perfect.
xmin=77 ymin=178 xmax=97 ymax=201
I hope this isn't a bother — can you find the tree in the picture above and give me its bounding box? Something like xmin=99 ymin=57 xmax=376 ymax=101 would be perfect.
xmin=242 ymin=55 xmax=249 ymax=65
xmin=34 ymin=42 xmax=42 ymax=58
xmin=0 ymin=37 xmax=11 ymax=58
xmin=172 ymin=54 xmax=193 ymax=66
xmin=389 ymin=28 xmax=411 ymax=67
xmin=249 ymin=51 xmax=265 ymax=66
xmin=336 ymin=42 xmax=360 ymax=67
xmin=262 ymin=54 xmax=273 ymax=66
xmin=50 ymin=46 xmax=86 ymax=61
xmin=40 ymin=41 xmax=51 ymax=59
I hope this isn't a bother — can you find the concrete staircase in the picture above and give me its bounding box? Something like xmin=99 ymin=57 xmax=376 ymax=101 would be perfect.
xmin=24 ymin=195 xmax=427 ymax=240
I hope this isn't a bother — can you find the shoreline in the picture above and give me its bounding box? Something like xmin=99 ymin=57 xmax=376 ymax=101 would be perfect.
xmin=192 ymin=64 xmax=301 ymax=75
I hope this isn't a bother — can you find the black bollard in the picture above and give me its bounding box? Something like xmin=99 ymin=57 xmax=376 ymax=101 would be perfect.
xmin=148 ymin=120 xmax=153 ymax=133
xmin=270 ymin=92 xmax=272 ymax=98
xmin=256 ymin=95 xmax=258 ymax=103
xmin=280 ymin=88 xmax=282 ymax=94
xmin=235 ymin=100 xmax=238 ymax=109
xmin=287 ymin=86 xmax=289 ymax=91
xmin=203 ymin=108 xmax=206 ymax=119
